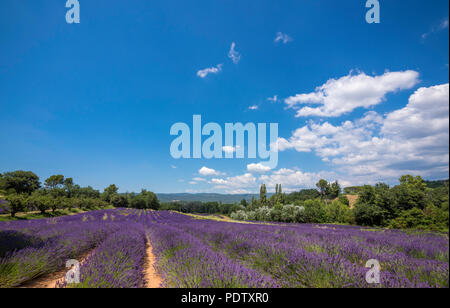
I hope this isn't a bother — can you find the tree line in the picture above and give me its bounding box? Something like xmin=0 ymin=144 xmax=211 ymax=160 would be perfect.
xmin=0 ymin=171 xmax=159 ymax=217
xmin=230 ymin=175 xmax=449 ymax=232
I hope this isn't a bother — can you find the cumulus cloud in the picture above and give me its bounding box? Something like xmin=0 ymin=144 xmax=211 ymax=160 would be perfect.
xmin=274 ymin=32 xmax=292 ymax=44
xmin=279 ymin=83 xmax=449 ymax=184
xmin=228 ymin=42 xmax=241 ymax=64
xmin=259 ymin=169 xmax=329 ymax=191
xmin=382 ymin=84 xmax=449 ymax=139
xmin=285 ymin=70 xmax=419 ymax=117
xmin=247 ymin=163 xmax=272 ymax=173
xmin=209 ymin=168 xmax=336 ymax=193
xmin=211 ymin=173 xmax=257 ymax=192
xmin=197 ymin=64 xmax=222 ymax=78
xmin=248 ymin=105 xmax=259 ymax=110
xmin=199 ymin=166 xmax=220 ymax=176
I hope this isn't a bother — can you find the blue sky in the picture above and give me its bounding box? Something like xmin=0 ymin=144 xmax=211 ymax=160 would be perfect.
xmin=1 ymin=0 xmax=448 ymax=193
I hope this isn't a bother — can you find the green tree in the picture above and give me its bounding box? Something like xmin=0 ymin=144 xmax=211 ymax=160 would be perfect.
xmin=303 ymin=199 xmax=327 ymax=223
xmin=110 ymin=194 xmax=128 ymax=208
xmin=354 ymin=203 xmax=385 ymax=226
xmin=326 ymin=200 xmax=354 ymax=224
xmin=374 ymin=183 xmax=396 ymax=220
xmin=0 ymin=173 xmax=6 ymax=194
xmin=392 ymin=175 xmax=429 ymax=211
xmin=5 ymin=194 xmax=27 ymax=217
xmin=45 ymin=175 xmax=65 ymax=189
xmin=328 ymin=181 xmax=341 ymax=199
xmin=2 ymin=171 xmax=40 ymax=195
xmin=64 ymin=178 xmax=75 ymax=198
xmin=102 ymin=184 xmax=119 ymax=203
xmin=338 ymin=195 xmax=350 ymax=207
xmin=259 ymin=184 xmax=267 ymax=206
xmin=316 ymin=179 xmax=330 ymax=200
xmin=286 ymin=189 xmax=320 ymax=203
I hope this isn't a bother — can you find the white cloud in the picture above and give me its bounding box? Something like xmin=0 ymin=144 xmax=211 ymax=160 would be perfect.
xmin=267 ymin=95 xmax=278 ymax=103
xmin=211 ymin=173 xmax=257 ymax=191
xmin=228 ymin=42 xmax=241 ymax=64
xmin=226 ymin=189 xmax=252 ymax=194
xmin=248 ymin=105 xmax=259 ymax=110
xmin=382 ymin=84 xmax=449 ymax=139
xmin=285 ymin=70 xmax=419 ymax=117
xmin=171 ymin=165 xmax=177 ymax=169
xmin=199 ymin=166 xmax=220 ymax=176
xmin=189 ymin=181 xmax=197 ymax=185
xmin=279 ymin=84 xmax=449 ymax=184
xmin=197 ymin=64 xmax=222 ymax=78
xmin=259 ymin=169 xmax=329 ymax=191
xmin=422 ymin=18 xmax=449 ymax=40
xmin=192 ymin=177 xmax=207 ymax=182
xmin=222 ymin=146 xmax=240 ymax=153
xmin=274 ymin=32 xmax=292 ymax=44
xmin=247 ymin=163 xmax=272 ymax=173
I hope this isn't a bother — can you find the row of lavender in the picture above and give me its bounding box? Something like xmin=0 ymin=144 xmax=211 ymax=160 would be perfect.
xmin=1 ymin=209 xmax=448 ymax=288
xmin=140 ymin=211 xmax=449 ymax=288
xmin=0 ymin=209 xmax=147 ymax=288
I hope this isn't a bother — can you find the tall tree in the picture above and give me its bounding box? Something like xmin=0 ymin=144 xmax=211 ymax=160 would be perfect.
xmin=316 ymin=179 xmax=330 ymax=200
xmin=45 ymin=175 xmax=65 ymax=189
xmin=5 ymin=194 xmax=26 ymax=217
xmin=64 ymin=178 xmax=75 ymax=198
xmin=259 ymin=184 xmax=267 ymax=205
xmin=102 ymin=184 xmax=119 ymax=203
xmin=329 ymin=181 xmax=341 ymax=199
xmin=2 ymin=171 xmax=40 ymax=195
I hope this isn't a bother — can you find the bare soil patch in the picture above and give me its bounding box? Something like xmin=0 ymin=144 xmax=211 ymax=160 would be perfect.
xmin=143 ymin=236 xmax=162 ymax=288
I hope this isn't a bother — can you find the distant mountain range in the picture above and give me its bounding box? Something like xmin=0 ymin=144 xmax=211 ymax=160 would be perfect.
xmin=157 ymin=179 xmax=448 ymax=203
xmin=156 ymin=193 xmax=270 ymax=203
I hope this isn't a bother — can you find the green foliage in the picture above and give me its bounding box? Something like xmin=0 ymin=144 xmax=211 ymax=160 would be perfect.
xmin=354 ymin=203 xmax=386 ymax=226
xmin=338 ymin=195 xmax=350 ymax=206
xmin=110 ymin=194 xmax=128 ymax=208
xmin=343 ymin=186 xmax=363 ymax=194
xmin=4 ymin=194 xmax=27 ymax=217
xmin=302 ymin=199 xmax=327 ymax=223
xmin=286 ymin=189 xmax=320 ymax=203
xmin=316 ymin=179 xmax=329 ymax=199
xmin=389 ymin=205 xmax=449 ymax=232
xmin=259 ymin=184 xmax=267 ymax=206
xmin=102 ymin=184 xmax=119 ymax=203
xmin=392 ymin=175 xmax=429 ymax=210
xmin=326 ymin=200 xmax=354 ymax=224
xmin=328 ymin=181 xmax=341 ymax=199
xmin=128 ymin=189 xmax=160 ymax=210
xmin=44 ymin=175 xmax=65 ymax=189
xmin=2 ymin=171 xmax=40 ymax=195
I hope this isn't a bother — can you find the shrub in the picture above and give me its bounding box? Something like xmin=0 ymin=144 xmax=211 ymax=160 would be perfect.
xmin=354 ymin=203 xmax=386 ymax=226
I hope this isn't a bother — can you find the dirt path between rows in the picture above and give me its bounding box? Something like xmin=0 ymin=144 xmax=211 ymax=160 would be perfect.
xmin=143 ymin=236 xmax=162 ymax=288
xmin=19 ymin=250 xmax=94 ymax=288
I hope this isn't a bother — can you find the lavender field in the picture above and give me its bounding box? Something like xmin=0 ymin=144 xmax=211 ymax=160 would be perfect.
xmin=0 ymin=209 xmax=448 ymax=288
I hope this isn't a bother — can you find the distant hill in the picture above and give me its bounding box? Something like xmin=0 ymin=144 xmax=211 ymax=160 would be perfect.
xmin=156 ymin=193 xmax=267 ymax=203
xmin=424 ymin=179 xmax=449 ymax=189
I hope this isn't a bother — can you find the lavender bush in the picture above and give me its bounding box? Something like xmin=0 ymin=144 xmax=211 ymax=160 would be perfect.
xmin=0 ymin=209 xmax=448 ymax=288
